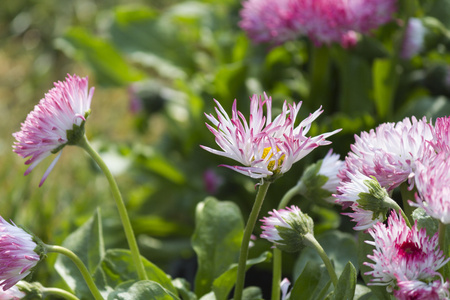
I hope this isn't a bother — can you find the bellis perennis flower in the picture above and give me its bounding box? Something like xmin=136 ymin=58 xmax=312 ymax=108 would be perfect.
xmin=0 ymin=217 xmax=43 ymax=291
xmin=13 ymin=74 xmax=94 ymax=186
xmin=364 ymin=211 xmax=449 ymax=292
xmin=394 ymin=276 xmax=450 ymax=300
xmin=260 ymin=206 xmax=314 ymax=252
xmin=201 ymin=93 xmax=340 ymax=180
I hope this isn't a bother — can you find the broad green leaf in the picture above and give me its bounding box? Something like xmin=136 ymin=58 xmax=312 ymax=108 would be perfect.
xmin=333 ymin=262 xmax=356 ymax=300
xmin=55 ymin=209 xmax=104 ymax=300
xmin=290 ymin=260 xmax=331 ymax=300
xmin=212 ymin=251 xmax=272 ymax=300
xmin=93 ymin=249 xmax=178 ymax=297
xmin=107 ymin=280 xmax=178 ymax=300
xmin=373 ymin=58 xmax=395 ymax=119
xmin=55 ymin=27 xmax=144 ymax=86
xmin=357 ymin=231 xmax=391 ymax=300
xmin=172 ymin=278 xmax=197 ymax=300
xmin=242 ymin=286 xmax=263 ymax=300
xmin=294 ymin=230 xmax=358 ymax=278
xmin=192 ymin=197 xmax=244 ymax=297
xmin=354 ymin=284 xmax=373 ymax=300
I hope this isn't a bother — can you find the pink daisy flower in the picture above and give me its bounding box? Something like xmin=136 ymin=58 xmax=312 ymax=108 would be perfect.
xmin=260 ymin=206 xmax=314 ymax=252
xmin=12 ymin=74 xmax=94 ymax=186
xmin=412 ymin=152 xmax=450 ymax=224
xmin=201 ymin=93 xmax=340 ymax=180
xmin=394 ymin=276 xmax=450 ymax=300
xmin=339 ymin=117 xmax=434 ymax=191
xmin=431 ymin=116 xmax=450 ymax=155
xmin=364 ymin=211 xmax=449 ymax=292
xmin=0 ymin=217 xmax=42 ymax=291
xmin=0 ymin=285 xmax=25 ymax=299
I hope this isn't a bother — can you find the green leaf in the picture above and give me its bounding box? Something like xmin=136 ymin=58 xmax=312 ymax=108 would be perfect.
xmin=192 ymin=197 xmax=244 ymax=297
xmin=333 ymin=262 xmax=356 ymax=300
xmin=212 ymin=251 xmax=272 ymax=300
xmin=172 ymin=278 xmax=197 ymax=300
xmin=373 ymin=58 xmax=395 ymax=119
xmin=55 ymin=209 xmax=104 ymax=299
xmin=55 ymin=27 xmax=145 ymax=86
xmin=93 ymin=249 xmax=178 ymax=297
xmin=107 ymin=280 xmax=178 ymax=300
xmin=242 ymin=286 xmax=263 ymax=300
xmin=354 ymin=284 xmax=373 ymax=300
xmin=290 ymin=260 xmax=331 ymax=300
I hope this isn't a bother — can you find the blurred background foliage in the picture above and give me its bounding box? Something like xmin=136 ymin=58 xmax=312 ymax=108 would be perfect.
xmin=2 ymin=0 xmax=450 ymax=296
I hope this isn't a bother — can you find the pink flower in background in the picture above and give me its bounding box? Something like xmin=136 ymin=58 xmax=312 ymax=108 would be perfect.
xmin=364 ymin=211 xmax=449 ymax=291
xmin=239 ymin=0 xmax=302 ymax=45
xmin=239 ymin=0 xmax=397 ymax=47
xmin=412 ymin=152 xmax=450 ymax=224
xmin=0 ymin=217 xmax=42 ymax=291
xmin=394 ymin=276 xmax=450 ymax=300
xmin=201 ymin=93 xmax=340 ymax=179
xmin=339 ymin=117 xmax=434 ymax=191
xmin=0 ymin=285 xmax=25 ymax=299
xmin=401 ymin=18 xmax=426 ymax=59
xmin=12 ymin=74 xmax=94 ymax=186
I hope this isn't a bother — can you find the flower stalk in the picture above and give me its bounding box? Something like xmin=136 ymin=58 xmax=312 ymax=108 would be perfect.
xmin=42 ymin=287 xmax=81 ymax=300
xmin=45 ymin=244 xmax=103 ymax=300
xmin=78 ymin=135 xmax=147 ymax=281
xmin=234 ymin=181 xmax=271 ymax=300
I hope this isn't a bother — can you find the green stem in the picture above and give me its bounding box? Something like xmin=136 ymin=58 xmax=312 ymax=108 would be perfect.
xmin=309 ymin=46 xmax=331 ymax=108
xmin=45 ymin=245 xmax=103 ymax=300
xmin=439 ymin=222 xmax=447 ymax=255
xmin=42 ymin=287 xmax=81 ymax=300
xmin=78 ymin=136 xmax=147 ymax=281
xmin=234 ymin=181 xmax=271 ymax=300
xmin=270 ymin=181 xmax=303 ymax=300
xmin=399 ymin=183 xmax=416 ymax=224
xmin=385 ymin=196 xmax=412 ymax=228
xmin=304 ymin=233 xmax=338 ymax=288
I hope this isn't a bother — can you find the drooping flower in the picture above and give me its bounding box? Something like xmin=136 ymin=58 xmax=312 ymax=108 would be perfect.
xmin=364 ymin=211 xmax=449 ymax=292
xmin=401 ymin=18 xmax=426 ymax=60
xmin=201 ymin=93 xmax=340 ymax=180
xmin=280 ymin=278 xmax=291 ymax=300
xmin=260 ymin=205 xmax=314 ymax=252
xmin=0 ymin=285 xmax=25 ymax=299
xmin=0 ymin=217 xmax=43 ymax=291
xmin=298 ymin=149 xmax=345 ymax=203
xmin=339 ymin=116 xmax=434 ymax=191
xmin=394 ymin=276 xmax=450 ymax=300
xmin=12 ymin=74 xmax=94 ymax=186
xmin=334 ymin=170 xmax=391 ymax=230
xmin=412 ymin=152 xmax=450 ymax=224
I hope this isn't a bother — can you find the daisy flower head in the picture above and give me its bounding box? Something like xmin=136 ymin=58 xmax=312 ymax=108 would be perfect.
xmin=0 ymin=217 xmax=44 ymax=291
xmin=432 ymin=116 xmax=450 ymax=155
xmin=339 ymin=116 xmax=434 ymax=191
xmin=201 ymin=93 xmax=340 ymax=181
xmin=364 ymin=211 xmax=449 ymax=292
xmin=299 ymin=149 xmax=345 ymax=203
xmin=239 ymin=0 xmax=302 ymax=45
xmin=412 ymin=152 xmax=450 ymax=224
xmin=394 ymin=276 xmax=450 ymax=300
xmin=334 ymin=170 xmax=390 ymax=230
xmin=260 ymin=205 xmax=314 ymax=253
xmin=13 ymin=74 xmax=94 ymax=186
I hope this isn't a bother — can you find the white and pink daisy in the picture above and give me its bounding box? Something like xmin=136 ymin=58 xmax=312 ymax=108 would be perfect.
xmin=316 ymin=149 xmax=345 ymax=200
xmin=0 ymin=217 xmax=42 ymax=291
xmin=431 ymin=116 xmax=450 ymax=155
xmin=13 ymin=74 xmax=94 ymax=186
xmin=394 ymin=276 xmax=450 ymax=300
xmin=364 ymin=211 xmax=449 ymax=292
xmin=0 ymin=285 xmax=25 ymax=299
xmin=334 ymin=170 xmax=389 ymax=230
xmin=339 ymin=116 xmax=434 ymax=191
xmin=412 ymin=152 xmax=450 ymax=224
xmin=201 ymin=93 xmax=340 ymax=180
xmin=260 ymin=206 xmax=313 ymax=252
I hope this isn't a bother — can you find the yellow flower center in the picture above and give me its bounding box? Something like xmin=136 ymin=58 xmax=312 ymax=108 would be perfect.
xmin=262 ymin=146 xmax=286 ymax=173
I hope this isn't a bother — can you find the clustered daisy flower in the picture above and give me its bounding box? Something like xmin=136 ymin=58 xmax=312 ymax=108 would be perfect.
xmin=0 ymin=217 xmax=43 ymax=291
xmin=239 ymin=0 xmax=397 ymax=47
xmin=201 ymin=93 xmax=340 ymax=180
xmin=12 ymin=74 xmax=94 ymax=186
xmin=365 ymin=211 xmax=449 ymax=294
